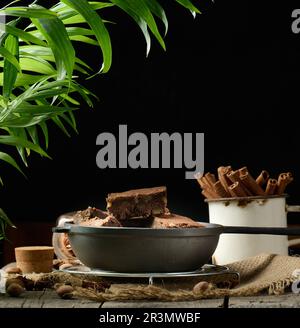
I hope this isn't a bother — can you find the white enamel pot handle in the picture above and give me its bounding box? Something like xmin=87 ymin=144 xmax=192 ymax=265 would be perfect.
xmin=286 ymin=205 xmax=300 ymax=247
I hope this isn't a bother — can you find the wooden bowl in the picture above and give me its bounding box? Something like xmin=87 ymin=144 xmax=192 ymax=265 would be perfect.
xmin=15 ymin=246 xmax=54 ymax=273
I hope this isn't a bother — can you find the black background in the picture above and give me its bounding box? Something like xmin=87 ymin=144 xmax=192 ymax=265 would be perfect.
xmin=1 ymin=0 xmax=300 ymax=223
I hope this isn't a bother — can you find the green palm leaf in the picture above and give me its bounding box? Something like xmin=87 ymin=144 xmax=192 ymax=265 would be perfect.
xmin=69 ymin=35 xmax=98 ymax=46
xmin=175 ymin=0 xmax=201 ymax=14
xmin=26 ymin=125 xmax=39 ymax=145
xmin=0 ymin=23 xmax=47 ymax=46
xmin=111 ymin=0 xmax=166 ymax=50
xmin=56 ymin=1 xmax=114 ymax=21
xmin=63 ymin=110 xmax=77 ymax=132
xmin=0 ymin=46 xmax=21 ymax=72
xmin=31 ymin=14 xmax=75 ymax=79
xmin=60 ymin=0 xmax=112 ymax=73
xmin=0 ymin=115 xmax=47 ymax=128
xmin=3 ymin=34 xmax=18 ymax=100
xmin=0 ymin=72 xmax=45 ymax=87
xmin=19 ymin=45 xmax=91 ymax=71
xmin=144 ymin=0 xmax=168 ymax=36
xmin=0 ymin=135 xmax=50 ymax=158
xmin=19 ymin=56 xmax=56 ymax=74
xmin=54 ymin=1 xmax=114 ymax=13
xmin=106 ymin=0 xmax=151 ymax=56
xmin=1 ymin=6 xmax=57 ymax=19
xmin=66 ymin=27 xmax=95 ymax=36
xmin=1 ymin=56 xmax=56 ymax=75
xmin=52 ymin=115 xmax=71 ymax=137
xmin=39 ymin=121 xmax=49 ymax=149
xmin=14 ymin=104 xmax=77 ymax=115
xmin=9 ymin=127 xmax=29 ymax=165
xmin=0 ymin=151 xmax=25 ymax=177
xmin=0 ymin=208 xmax=15 ymax=230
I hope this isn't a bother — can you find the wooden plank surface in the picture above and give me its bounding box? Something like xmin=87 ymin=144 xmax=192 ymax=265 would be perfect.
xmin=102 ymin=299 xmax=225 ymax=308
xmin=0 ymin=290 xmax=103 ymax=308
xmin=0 ymin=291 xmax=299 ymax=308
xmin=229 ymin=293 xmax=300 ymax=308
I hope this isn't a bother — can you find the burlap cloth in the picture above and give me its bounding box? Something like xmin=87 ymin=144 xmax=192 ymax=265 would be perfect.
xmin=25 ymin=253 xmax=300 ymax=302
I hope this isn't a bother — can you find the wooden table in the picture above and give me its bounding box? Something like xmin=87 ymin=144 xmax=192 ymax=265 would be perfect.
xmin=0 ymin=291 xmax=300 ymax=308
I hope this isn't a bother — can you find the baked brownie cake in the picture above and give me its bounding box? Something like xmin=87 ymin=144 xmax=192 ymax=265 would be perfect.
xmin=73 ymin=206 xmax=108 ymax=225
xmin=106 ymin=186 xmax=167 ymax=220
xmin=150 ymin=213 xmax=203 ymax=229
xmin=79 ymin=215 xmax=122 ymax=227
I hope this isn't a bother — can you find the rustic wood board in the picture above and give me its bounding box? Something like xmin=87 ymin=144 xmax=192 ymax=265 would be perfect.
xmin=229 ymin=293 xmax=300 ymax=308
xmin=102 ymin=299 xmax=225 ymax=308
xmin=0 ymin=290 xmax=103 ymax=308
xmin=0 ymin=291 xmax=299 ymax=308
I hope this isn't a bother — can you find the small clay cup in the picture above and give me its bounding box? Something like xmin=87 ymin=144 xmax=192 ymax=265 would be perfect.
xmin=15 ymin=246 xmax=54 ymax=273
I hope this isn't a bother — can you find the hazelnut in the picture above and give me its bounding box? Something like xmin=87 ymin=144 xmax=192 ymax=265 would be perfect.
xmin=193 ymin=281 xmax=210 ymax=294
xmin=6 ymin=277 xmax=26 ymax=289
xmin=56 ymin=285 xmax=74 ymax=299
xmin=6 ymin=283 xmax=25 ymax=297
xmin=6 ymin=276 xmax=34 ymax=291
xmin=5 ymin=267 xmax=22 ymax=274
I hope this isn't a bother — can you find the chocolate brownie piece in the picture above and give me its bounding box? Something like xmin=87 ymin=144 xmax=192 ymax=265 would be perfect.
xmin=150 ymin=213 xmax=203 ymax=229
xmin=73 ymin=207 xmax=108 ymax=225
xmin=79 ymin=215 xmax=122 ymax=227
xmin=106 ymin=186 xmax=167 ymax=220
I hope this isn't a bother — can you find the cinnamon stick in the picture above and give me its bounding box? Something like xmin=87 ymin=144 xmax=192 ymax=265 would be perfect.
xmin=277 ymin=173 xmax=288 ymax=195
xmin=240 ymin=172 xmax=266 ymax=196
xmin=196 ymin=175 xmax=211 ymax=190
xmin=201 ymin=189 xmax=218 ymax=199
xmin=197 ymin=173 xmax=219 ymax=199
xmin=227 ymin=170 xmax=252 ymax=196
xmin=217 ymin=166 xmax=232 ymax=194
xmin=228 ymin=182 xmax=248 ymax=197
xmin=204 ymin=172 xmax=216 ymax=188
xmin=286 ymin=172 xmax=294 ymax=184
xmin=239 ymin=167 xmax=248 ymax=176
xmin=227 ymin=170 xmax=240 ymax=183
xmin=265 ymin=178 xmax=277 ymax=195
xmin=213 ymin=181 xmax=230 ymax=198
xmin=256 ymin=170 xmax=270 ymax=188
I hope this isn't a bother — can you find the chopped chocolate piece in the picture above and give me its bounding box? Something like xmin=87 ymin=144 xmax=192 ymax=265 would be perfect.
xmin=79 ymin=215 xmax=122 ymax=228
xmin=73 ymin=207 xmax=107 ymax=224
xmin=106 ymin=186 xmax=167 ymax=220
xmin=150 ymin=213 xmax=203 ymax=229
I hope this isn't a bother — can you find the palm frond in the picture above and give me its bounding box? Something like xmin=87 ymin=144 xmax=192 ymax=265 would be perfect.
xmin=1 ymin=6 xmax=57 ymax=19
xmin=0 ymin=0 xmax=203 ymax=174
xmin=61 ymin=0 xmax=112 ymax=74
xmin=0 ymin=207 xmax=15 ymax=240
xmin=0 ymin=134 xmax=50 ymax=157
xmin=31 ymin=7 xmax=75 ymax=80
xmin=175 ymin=0 xmax=201 ymax=14
xmin=0 ymin=151 xmax=25 ymax=177
xmin=2 ymin=34 xmax=18 ymax=100
xmin=0 ymin=0 xmax=203 ymax=239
